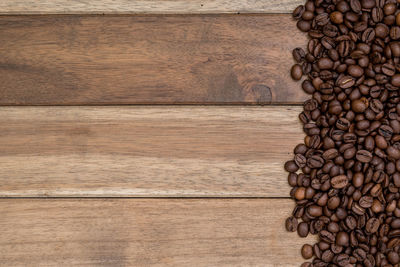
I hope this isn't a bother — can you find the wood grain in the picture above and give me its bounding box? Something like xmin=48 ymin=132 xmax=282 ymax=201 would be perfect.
xmin=0 ymin=15 xmax=307 ymax=105
xmin=0 ymin=106 xmax=303 ymax=197
xmin=0 ymin=0 xmax=303 ymax=14
xmin=0 ymin=198 xmax=315 ymax=266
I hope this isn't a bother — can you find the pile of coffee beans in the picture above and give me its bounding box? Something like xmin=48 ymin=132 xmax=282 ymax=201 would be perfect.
xmin=285 ymin=0 xmax=400 ymax=266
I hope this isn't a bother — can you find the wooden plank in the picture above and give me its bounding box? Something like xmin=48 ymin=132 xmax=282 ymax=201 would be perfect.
xmin=0 ymin=199 xmax=315 ymax=266
xmin=0 ymin=15 xmax=307 ymax=105
xmin=0 ymin=0 xmax=303 ymax=14
xmin=0 ymin=106 xmax=303 ymax=197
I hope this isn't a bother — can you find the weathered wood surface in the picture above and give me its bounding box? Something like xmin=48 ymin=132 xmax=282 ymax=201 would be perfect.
xmin=0 ymin=199 xmax=315 ymax=266
xmin=0 ymin=15 xmax=307 ymax=105
xmin=0 ymin=0 xmax=303 ymax=14
xmin=0 ymin=106 xmax=303 ymax=197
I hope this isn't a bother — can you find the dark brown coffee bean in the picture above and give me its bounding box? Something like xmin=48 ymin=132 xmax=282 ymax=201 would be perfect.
xmin=391 ymin=26 xmax=400 ymax=40
xmin=372 ymin=7 xmax=384 ymax=23
xmin=359 ymin=196 xmax=373 ymax=208
xmin=291 ymin=64 xmax=303 ymax=80
xmin=322 ymin=148 xmax=339 ymax=160
xmin=356 ymin=150 xmax=373 ymax=162
xmin=320 ymin=230 xmax=335 ymax=243
xmin=379 ymin=125 xmax=394 ymax=139
xmin=315 ymin=13 xmax=330 ymax=26
xmin=354 ymin=21 xmax=368 ymax=33
xmin=369 ymin=99 xmax=383 ymax=113
xmin=294 ymin=154 xmax=307 ymax=168
xmin=345 ymin=216 xmax=357 ymax=230
xmin=302 ymin=10 xmax=314 ymax=21
xmin=387 ymin=146 xmax=400 ymax=159
xmin=302 ymin=80 xmax=315 ymax=94
xmin=352 ymin=97 xmax=369 ymax=113
xmin=304 ymin=99 xmax=318 ymax=111
xmin=293 ymin=47 xmax=306 ymax=63
xmin=321 ymin=249 xmax=334 ymax=262
xmin=336 ymin=231 xmax=349 ymax=246
xmin=307 ymin=155 xmax=325 ymax=168
xmin=362 ymin=28 xmax=376 ymax=43
xmin=350 ymin=0 xmax=362 ymax=13
xmin=392 ymin=74 xmax=400 ymax=87
xmin=366 ymin=217 xmax=380 ymax=233
xmin=388 ymin=251 xmax=400 ymax=264
xmin=347 ymin=65 xmax=364 ymax=78
xmin=337 ymin=76 xmax=355 ymax=89
xmin=352 ymin=172 xmax=364 ymax=188
xmin=318 ymin=57 xmax=334 ymax=70
xmin=298 ymin=222 xmax=309 ymax=237
xmin=293 ymin=5 xmax=305 ymax=19
xmin=285 ymin=160 xmax=299 ymax=172
xmin=361 ymin=0 xmax=375 ymax=8
xmin=336 ymin=253 xmax=350 ymax=266
xmin=330 ymin=175 xmax=348 ymax=189
xmin=297 ymin=20 xmax=311 ymax=32
xmin=382 ymin=63 xmax=396 ymax=76
xmin=352 ymin=248 xmax=366 ymax=261
xmin=391 ymin=218 xmax=400 ymax=229
xmin=286 ymin=216 xmax=298 ymax=232
xmin=301 ymin=244 xmax=314 ymax=259
xmin=352 ymin=203 xmax=366 ymax=215
xmin=338 ymin=40 xmax=352 ymax=57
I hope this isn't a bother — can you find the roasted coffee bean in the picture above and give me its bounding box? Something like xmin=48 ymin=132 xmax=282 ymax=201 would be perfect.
xmin=350 ymin=0 xmax=362 ymax=13
xmin=351 ymin=98 xmax=368 ymax=113
xmin=322 ymin=148 xmax=338 ymax=160
xmin=320 ymin=230 xmax=335 ymax=243
xmin=301 ymin=244 xmax=313 ymax=259
xmin=356 ymin=150 xmax=373 ymax=163
xmin=307 ymin=155 xmax=325 ymax=168
xmin=330 ymin=175 xmax=348 ymax=189
xmin=382 ymin=63 xmax=396 ymax=76
xmin=353 ymin=248 xmax=366 ymax=261
xmin=321 ymin=249 xmax=334 ymax=262
xmin=336 ymin=254 xmax=350 ymax=266
xmin=359 ymin=196 xmax=373 ymax=208
xmin=337 ymin=76 xmax=355 ymax=89
xmin=286 ymin=216 xmax=298 ymax=232
xmin=291 ymin=64 xmax=303 ymax=80
xmin=366 ymin=218 xmax=380 ymax=233
xmin=294 ymin=154 xmax=307 ymax=168
xmin=348 ymin=65 xmax=364 ymax=78
xmin=336 ymin=232 xmax=349 ymax=246
xmin=392 ymin=74 xmax=400 ymax=87
xmin=285 ymin=160 xmax=299 ymax=172
xmin=298 ymin=222 xmax=309 ymax=238
xmin=293 ymin=48 xmax=306 ymax=63
xmin=315 ymin=13 xmax=329 ymax=26
xmin=330 ymin=11 xmax=343 ymax=24
xmin=293 ymin=5 xmax=305 ymax=19
xmin=369 ymin=99 xmax=383 ymax=113
xmin=297 ymin=20 xmax=311 ymax=32
xmin=379 ymin=125 xmax=393 ymax=139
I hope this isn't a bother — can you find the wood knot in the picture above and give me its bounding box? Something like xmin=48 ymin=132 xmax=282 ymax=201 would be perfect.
xmin=250 ymin=84 xmax=272 ymax=104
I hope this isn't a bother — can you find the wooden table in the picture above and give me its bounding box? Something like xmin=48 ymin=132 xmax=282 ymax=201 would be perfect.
xmin=0 ymin=1 xmax=316 ymax=266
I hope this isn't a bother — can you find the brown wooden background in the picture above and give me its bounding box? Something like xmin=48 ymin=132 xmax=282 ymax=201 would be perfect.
xmin=0 ymin=1 xmax=316 ymax=266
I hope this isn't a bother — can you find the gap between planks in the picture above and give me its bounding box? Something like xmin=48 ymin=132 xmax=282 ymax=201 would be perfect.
xmin=0 ymin=105 xmax=304 ymax=198
xmin=0 ymin=0 xmax=303 ymax=14
xmin=0 ymin=198 xmax=315 ymax=266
